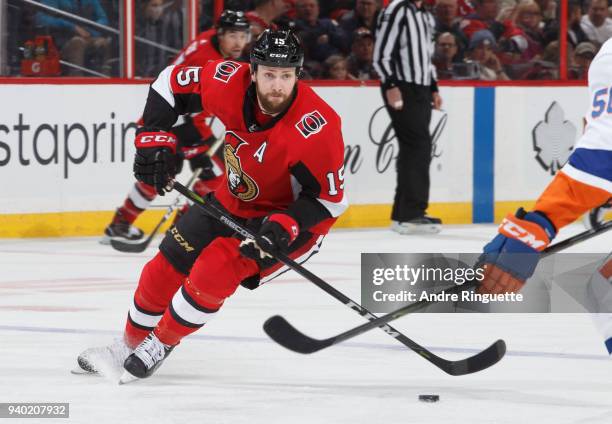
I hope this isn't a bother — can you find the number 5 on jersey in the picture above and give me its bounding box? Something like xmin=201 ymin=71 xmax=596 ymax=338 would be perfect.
xmin=176 ymin=67 xmax=200 ymax=87
xmin=592 ymin=86 xmax=612 ymax=118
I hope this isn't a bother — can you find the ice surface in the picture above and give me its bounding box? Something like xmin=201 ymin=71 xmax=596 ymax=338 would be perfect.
xmin=0 ymin=224 xmax=610 ymax=424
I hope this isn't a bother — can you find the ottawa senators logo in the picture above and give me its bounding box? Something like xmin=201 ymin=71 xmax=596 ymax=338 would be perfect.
xmin=296 ymin=110 xmax=327 ymax=138
xmin=214 ymin=61 xmax=241 ymax=83
xmin=224 ymin=131 xmax=259 ymax=201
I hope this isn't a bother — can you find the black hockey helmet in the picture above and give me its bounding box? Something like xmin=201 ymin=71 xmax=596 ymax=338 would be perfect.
xmin=216 ymin=10 xmax=250 ymax=32
xmin=250 ymin=29 xmax=304 ymax=70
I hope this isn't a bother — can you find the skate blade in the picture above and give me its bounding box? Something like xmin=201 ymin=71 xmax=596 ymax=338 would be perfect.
xmin=70 ymin=367 xmax=98 ymax=375
xmin=392 ymin=224 xmax=441 ymax=235
xmin=118 ymin=370 xmax=139 ymax=385
xmin=99 ymin=236 xmax=111 ymax=245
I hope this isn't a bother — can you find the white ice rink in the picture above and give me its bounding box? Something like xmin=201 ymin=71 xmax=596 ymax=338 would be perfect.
xmin=1 ymin=224 xmax=610 ymax=424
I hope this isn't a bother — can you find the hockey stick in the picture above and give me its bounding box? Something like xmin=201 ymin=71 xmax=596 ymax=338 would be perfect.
xmin=264 ymin=220 xmax=612 ymax=355
xmin=110 ymin=137 xmax=224 ymax=253
xmin=172 ymin=181 xmax=505 ymax=376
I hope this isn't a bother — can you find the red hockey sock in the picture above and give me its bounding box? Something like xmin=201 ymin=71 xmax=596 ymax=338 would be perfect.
xmin=153 ymin=278 xmax=222 ymax=346
xmin=124 ymin=252 xmax=186 ymax=348
xmin=116 ymin=182 xmax=157 ymax=224
xmin=154 ymin=237 xmax=259 ymax=346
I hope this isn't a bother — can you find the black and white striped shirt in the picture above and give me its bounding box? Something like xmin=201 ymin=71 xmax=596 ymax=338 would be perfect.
xmin=373 ymin=0 xmax=437 ymax=90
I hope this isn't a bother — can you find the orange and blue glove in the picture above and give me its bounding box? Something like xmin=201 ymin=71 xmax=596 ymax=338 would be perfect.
xmin=478 ymin=208 xmax=556 ymax=294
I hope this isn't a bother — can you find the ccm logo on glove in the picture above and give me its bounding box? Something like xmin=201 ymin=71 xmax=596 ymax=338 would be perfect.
xmin=135 ymin=132 xmax=177 ymax=153
xmin=498 ymin=216 xmax=550 ymax=251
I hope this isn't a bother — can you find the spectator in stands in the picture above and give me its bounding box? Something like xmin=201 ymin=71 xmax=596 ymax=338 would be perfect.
xmin=434 ymin=0 xmax=467 ymax=56
xmin=461 ymin=0 xmax=522 ymax=46
xmin=464 ymin=29 xmax=509 ymax=80
xmin=540 ymin=40 xmax=560 ymax=77
xmin=464 ymin=0 xmax=499 ymax=26
xmin=433 ymin=32 xmax=462 ymax=79
xmin=137 ymin=0 xmax=166 ymax=77
xmin=100 ymin=0 xmax=119 ymax=28
xmin=36 ymin=0 xmax=111 ymax=76
xmin=294 ymin=0 xmax=349 ymax=62
xmin=534 ymin=0 xmax=556 ymax=24
xmin=320 ymin=1 xmax=355 ymax=19
xmin=496 ymin=29 xmax=531 ymax=78
xmin=435 ymin=0 xmax=459 ymax=33
xmin=496 ymin=3 xmax=516 ymax=23
xmin=570 ymin=41 xmax=597 ymax=79
xmin=346 ymin=27 xmax=378 ymax=80
xmin=246 ymin=0 xmax=290 ymax=38
xmin=568 ymin=0 xmax=589 ymax=47
xmin=339 ymin=0 xmax=381 ymax=43
xmin=581 ymin=0 xmax=612 ymax=45
xmin=160 ymin=0 xmax=184 ymax=52
xmin=323 ymin=54 xmax=354 ymax=79
xmin=513 ymin=0 xmax=544 ymax=60
xmin=457 ymin=0 xmax=475 ymax=17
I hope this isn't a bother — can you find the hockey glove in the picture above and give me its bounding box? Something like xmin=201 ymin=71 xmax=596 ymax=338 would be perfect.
xmin=134 ymin=131 xmax=177 ymax=195
xmin=240 ymin=213 xmax=300 ymax=268
xmin=477 ymin=208 xmax=556 ymax=294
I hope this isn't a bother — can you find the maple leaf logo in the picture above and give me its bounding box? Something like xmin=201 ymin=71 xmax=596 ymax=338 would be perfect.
xmin=532 ymin=102 xmax=577 ymax=175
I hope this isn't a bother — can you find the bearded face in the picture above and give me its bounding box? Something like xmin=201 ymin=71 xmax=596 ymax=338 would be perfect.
xmin=252 ymin=65 xmax=297 ymax=115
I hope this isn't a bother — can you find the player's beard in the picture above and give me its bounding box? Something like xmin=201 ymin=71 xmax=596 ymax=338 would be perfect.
xmin=256 ymin=87 xmax=293 ymax=115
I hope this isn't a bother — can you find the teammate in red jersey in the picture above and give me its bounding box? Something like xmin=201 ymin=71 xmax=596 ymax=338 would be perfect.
xmin=101 ymin=10 xmax=250 ymax=245
xmin=77 ymin=30 xmax=348 ymax=382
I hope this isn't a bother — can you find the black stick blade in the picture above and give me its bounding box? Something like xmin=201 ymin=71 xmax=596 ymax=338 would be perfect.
xmin=447 ymin=339 xmax=506 ymax=376
xmin=109 ymin=237 xmax=151 ymax=253
xmin=264 ymin=315 xmax=333 ymax=354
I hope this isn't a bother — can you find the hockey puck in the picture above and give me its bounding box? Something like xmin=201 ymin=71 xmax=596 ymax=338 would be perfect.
xmin=418 ymin=395 xmax=440 ymax=403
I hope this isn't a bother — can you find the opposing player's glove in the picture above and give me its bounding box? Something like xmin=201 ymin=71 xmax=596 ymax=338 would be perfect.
xmin=239 ymin=213 xmax=300 ymax=268
xmin=477 ymin=208 xmax=556 ymax=294
xmin=133 ymin=131 xmax=177 ymax=195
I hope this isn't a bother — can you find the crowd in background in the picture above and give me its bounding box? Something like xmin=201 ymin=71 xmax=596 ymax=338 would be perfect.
xmin=8 ymin=0 xmax=612 ymax=80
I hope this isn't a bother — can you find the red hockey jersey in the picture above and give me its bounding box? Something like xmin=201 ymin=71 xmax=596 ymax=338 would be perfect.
xmin=147 ymin=60 xmax=348 ymax=234
xmin=172 ymin=29 xmax=223 ymax=67
xmin=170 ymin=29 xmax=225 ymax=141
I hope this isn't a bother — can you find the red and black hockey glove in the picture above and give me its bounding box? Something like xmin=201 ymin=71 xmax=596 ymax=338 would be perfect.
xmin=133 ymin=131 xmax=177 ymax=195
xmin=240 ymin=213 xmax=300 ymax=268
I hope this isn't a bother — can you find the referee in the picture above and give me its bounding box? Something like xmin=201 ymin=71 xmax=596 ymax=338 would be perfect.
xmin=373 ymin=0 xmax=443 ymax=235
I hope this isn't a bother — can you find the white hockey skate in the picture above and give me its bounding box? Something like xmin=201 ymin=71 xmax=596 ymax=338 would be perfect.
xmin=72 ymin=338 xmax=132 ymax=377
xmin=391 ymin=216 xmax=442 ymax=235
xmin=119 ymin=333 xmax=174 ymax=385
xmin=99 ymin=216 xmax=144 ymax=246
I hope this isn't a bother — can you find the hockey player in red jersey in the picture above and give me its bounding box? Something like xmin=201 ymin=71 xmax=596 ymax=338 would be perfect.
xmin=101 ymin=10 xmax=250 ymax=245
xmin=77 ymin=30 xmax=348 ymax=382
